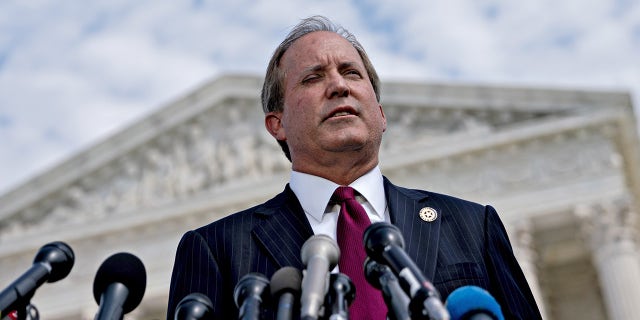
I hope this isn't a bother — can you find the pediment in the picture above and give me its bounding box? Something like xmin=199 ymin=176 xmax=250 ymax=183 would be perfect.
xmin=0 ymin=74 xmax=637 ymax=241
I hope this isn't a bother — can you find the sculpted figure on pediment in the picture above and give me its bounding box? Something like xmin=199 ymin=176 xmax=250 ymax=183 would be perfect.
xmin=235 ymin=135 xmax=260 ymax=178
xmin=216 ymin=139 xmax=237 ymax=183
xmin=100 ymin=158 xmax=141 ymax=214
xmin=140 ymin=146 xmax=173 ymax=205
xmin=170 ymin=136 xmax=197 ymax=198
xmin=185 ymin=123 xmax=215 ymax=190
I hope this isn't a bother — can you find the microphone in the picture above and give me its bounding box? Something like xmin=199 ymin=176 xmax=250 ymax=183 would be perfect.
xmin=299 ymin=234 xmax=340 ymax=320
xmin=234 ymin=273 xmax=270 ymax=320
xmin=364 ymin=257 xmax=410 ymax=320
xmin=93 ymin=252 xmax=147 ymax=320
xmin=445 ymin=286 xmax=504 ymax=320
xmin=174 ymin=292 xmax=213 ymax=320
xmin=0 ymin=241 xmax=74 ymax=317
xmin=364 ymin=222 xmax=449 ymax=320
xmin=270 ymin=267 xmax=302 ymax=320
xmin=324 ymin=273 xmax=355 ymax=320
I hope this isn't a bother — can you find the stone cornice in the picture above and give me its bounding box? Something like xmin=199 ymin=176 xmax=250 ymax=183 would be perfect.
xmin=381 ymin=80 xmax=632 ymax=112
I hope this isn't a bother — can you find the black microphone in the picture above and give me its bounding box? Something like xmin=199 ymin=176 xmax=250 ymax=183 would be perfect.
xmin=234 ymin=273 xmax=269 ymax=320
xmin=299 ymin=234 xmax=340 ymax=320
xmin=364 ymin=222 xmax=449 ymax=320
xmin=93 ymin=252 xmax=147 ymax=320
xmin=0 ymin=241 xmax=74 ymax=317
xmin=445 ymin=286 xmax=504 ymax=320
xmin=174 ymin=292 xmax=213 ymax=320
xmin=364 ymin=257 xmax=410 ymax=320
xmin=324 ymin=273 xmax=355 ymax=320
xmin=270 ymin=267 xmax=302 ymax=320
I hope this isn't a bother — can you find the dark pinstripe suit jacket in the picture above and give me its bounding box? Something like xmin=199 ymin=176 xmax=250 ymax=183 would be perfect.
xmin=167 ymin=177 xmax=541 ymax=319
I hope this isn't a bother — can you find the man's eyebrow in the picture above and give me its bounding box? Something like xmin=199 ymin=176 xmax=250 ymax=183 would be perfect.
xmin=301 ymin=61 xmax=361 ymax=74
xmin=338 ymin=61 xmax=359 ymax=69
xmin=302 ymin=64 xmax=326 ymax=73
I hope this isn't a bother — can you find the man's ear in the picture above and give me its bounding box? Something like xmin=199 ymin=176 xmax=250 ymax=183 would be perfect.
xmin=379 ymin=104 xmax=387 ymax=132
xmin=265 ymin=112 xmax=286 ymax=141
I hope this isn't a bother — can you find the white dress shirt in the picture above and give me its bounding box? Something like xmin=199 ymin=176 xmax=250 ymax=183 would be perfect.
xmin=289 ymin=166 xmax=390 ymax=242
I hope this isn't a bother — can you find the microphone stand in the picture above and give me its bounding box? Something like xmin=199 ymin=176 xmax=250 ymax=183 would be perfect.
xmin=4 ymin=302 xmax=39 ymax=320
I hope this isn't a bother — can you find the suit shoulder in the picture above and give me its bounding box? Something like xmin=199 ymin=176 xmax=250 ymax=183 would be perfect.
xmin=424 ymin=190 xmax=486 ymax=209
xmin=385 ymin=177 xmax=486 ymax=208
xmin=191 ymin=204 xmax=258 ymax=236
xmin=192 ymin=189 xmax=288 ymax=235
xmin=397 ymin=184 xmax=486 ymax=207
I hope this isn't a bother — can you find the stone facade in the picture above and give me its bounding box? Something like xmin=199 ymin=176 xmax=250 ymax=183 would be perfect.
xmin=0 ymin=74 xmax=638 ymax=319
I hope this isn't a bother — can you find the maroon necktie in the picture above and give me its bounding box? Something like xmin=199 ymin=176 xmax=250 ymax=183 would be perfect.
xmin=332 ymin=186 xmax=387 ymax=319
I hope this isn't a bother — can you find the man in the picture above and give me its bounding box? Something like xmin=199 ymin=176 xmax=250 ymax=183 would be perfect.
xmin=167 ymin=15 xmax=542 ymax=319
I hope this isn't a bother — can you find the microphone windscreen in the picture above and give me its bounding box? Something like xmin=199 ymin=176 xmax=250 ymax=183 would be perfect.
xmin=270 ymin=266 xmax=302 ymax=296
xmin=34 ymin=241 xmax=75 ymax=282
xmin=93 ymin=252 xmax=147 ymax=313
xmin=445 ymin=286 xmax=504 ymax=320
xmin=363 ymin=222 xmax=405 ymax=261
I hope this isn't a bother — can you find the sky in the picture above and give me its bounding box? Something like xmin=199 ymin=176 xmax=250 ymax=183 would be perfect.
xmin=1 ymin=0 xmax=639 ymax=194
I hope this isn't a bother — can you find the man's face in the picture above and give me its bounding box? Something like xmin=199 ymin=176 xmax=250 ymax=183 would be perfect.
xmin=266 ymin=31 xmax=386 ymax=170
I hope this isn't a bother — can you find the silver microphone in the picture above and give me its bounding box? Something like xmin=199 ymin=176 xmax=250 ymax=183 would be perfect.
xmin=300 ymin=235 xmax=340 ymax=320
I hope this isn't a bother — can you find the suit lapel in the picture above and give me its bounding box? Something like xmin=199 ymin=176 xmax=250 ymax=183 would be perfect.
xmin=251 ymin=185 xmax=314 ymax=270
xmin=384 ymin=178 xmax=441 ymax=282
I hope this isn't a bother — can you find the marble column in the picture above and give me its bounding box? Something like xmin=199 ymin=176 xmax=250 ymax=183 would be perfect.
xmin=510 ymin=220 xmax=548 ymax=319
xmin=576 ymin=197 xmax=640 ymax=320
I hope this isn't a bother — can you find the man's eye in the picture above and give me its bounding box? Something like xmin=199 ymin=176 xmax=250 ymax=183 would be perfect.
xmin=302 ymin=74 xmax=321 ymax=83
xmin=345 ymin=70 xmax=362 ymax=77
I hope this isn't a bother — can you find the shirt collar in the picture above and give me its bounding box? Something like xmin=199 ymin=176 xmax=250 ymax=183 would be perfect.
xmin=350 ymin=166 xmax=386 ymax=219
xmin=290 ymin=166 xmax=386 ymax=223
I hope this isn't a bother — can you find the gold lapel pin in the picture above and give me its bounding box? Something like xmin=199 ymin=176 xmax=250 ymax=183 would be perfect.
xmin=419 ymin=207 xmax=438 ymax=222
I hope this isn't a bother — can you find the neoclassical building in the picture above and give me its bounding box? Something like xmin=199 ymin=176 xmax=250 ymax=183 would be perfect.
xmin=1 ymin=75 xmax=639 ymax=319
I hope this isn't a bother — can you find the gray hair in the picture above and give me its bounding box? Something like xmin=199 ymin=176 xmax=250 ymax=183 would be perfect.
xmin=261 ymin=15 xmax=380 ymax=160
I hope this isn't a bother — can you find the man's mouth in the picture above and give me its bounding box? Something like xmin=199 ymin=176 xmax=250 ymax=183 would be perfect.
xmin=327 ymin=107 xmax=357 ymax=119
xmin=331 ymin=111 xmax=353 ymax=117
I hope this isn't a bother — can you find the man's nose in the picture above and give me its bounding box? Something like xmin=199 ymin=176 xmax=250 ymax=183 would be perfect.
xmin=326 ymin=74 xmax=350 ymax=98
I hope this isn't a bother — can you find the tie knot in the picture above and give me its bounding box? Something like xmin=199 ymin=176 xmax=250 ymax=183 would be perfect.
xmin=332 ymin=186 xmax=356 ymax=202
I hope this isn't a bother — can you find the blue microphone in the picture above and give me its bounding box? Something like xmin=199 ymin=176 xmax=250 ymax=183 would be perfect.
xmin=445 ymin=286 xmax=504 ymax=320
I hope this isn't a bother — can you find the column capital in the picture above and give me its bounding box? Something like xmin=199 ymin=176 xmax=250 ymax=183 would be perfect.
xmin=575 ymin=196 xmax=639 ymax=257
